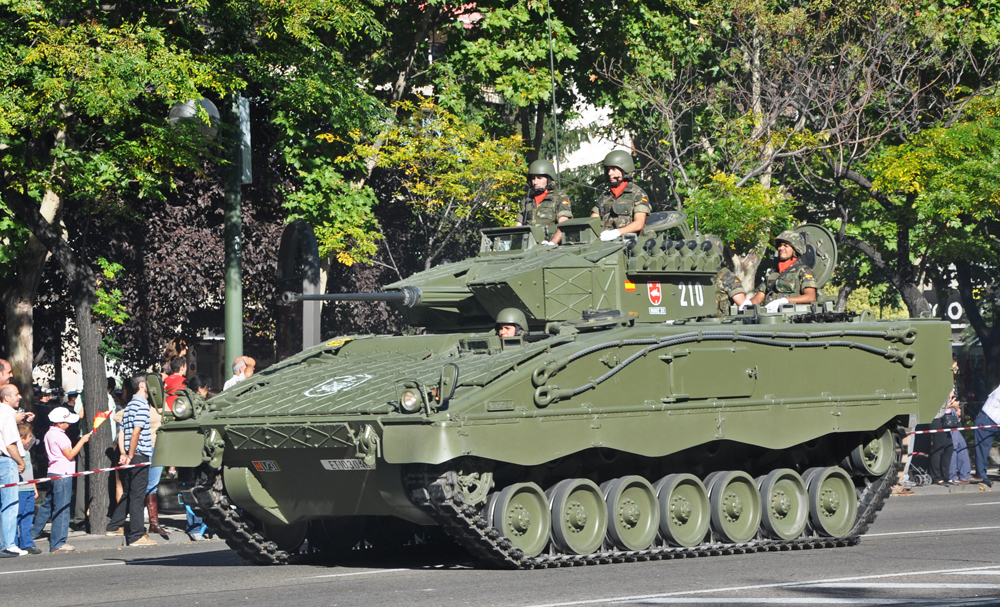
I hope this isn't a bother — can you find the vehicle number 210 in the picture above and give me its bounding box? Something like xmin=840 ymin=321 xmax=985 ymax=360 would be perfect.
xmin=678 ymin=283 xmax=705 ymax=307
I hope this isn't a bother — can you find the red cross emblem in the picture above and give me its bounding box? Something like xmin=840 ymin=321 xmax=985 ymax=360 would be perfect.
xmin=647 ymin=282 xmax=662 ymax=305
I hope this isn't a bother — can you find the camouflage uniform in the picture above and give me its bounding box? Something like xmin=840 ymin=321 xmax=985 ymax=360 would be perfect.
xmin=759 ymin=259 xmax=818 ymax=304
xmin=715 ymin=269 xmax=745 ymax=313
xmin=517 ymin=189 xmax=573 ymax=238
xmin=591 ymin=183 xmax=652 ymax=229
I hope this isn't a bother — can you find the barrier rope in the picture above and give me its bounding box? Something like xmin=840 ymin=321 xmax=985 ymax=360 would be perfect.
xmin=908 ymin=424 xmax=1000 ymax=435
xmin=0 ymin=462 xmax=150 ymax=489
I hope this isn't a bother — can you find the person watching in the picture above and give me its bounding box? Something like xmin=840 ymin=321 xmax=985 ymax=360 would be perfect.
xmin=590 ymin=151 xmax=650 ymax=242
xmin=30 ymin=407 xmax=90 ymax=552
xmin=516 ymin=159 xmax=572 ymax=245
xmin=745 ymin=230 xmax=817 ymax=313
xmin=223 ymin=356 xmax=256 ymax=391
xmin=164 ymin=356 xmax=187 ymax=412
xmin=0 ymin=384 xmax=28 ymax=556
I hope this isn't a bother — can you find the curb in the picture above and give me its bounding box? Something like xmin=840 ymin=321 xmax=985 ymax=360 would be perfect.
xmin=26 ymin=513 xmax=219 ymax=553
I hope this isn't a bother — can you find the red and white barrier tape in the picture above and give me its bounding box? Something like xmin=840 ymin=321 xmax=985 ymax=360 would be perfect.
xmin=909 ymin=424 xmax=1000 ymax=435
xmin=0 ymin=462 xmax=150 ymax=490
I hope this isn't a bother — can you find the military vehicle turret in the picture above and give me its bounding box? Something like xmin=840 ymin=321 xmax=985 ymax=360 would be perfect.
xmin=152 ymin=213 xmax=951 ymax=567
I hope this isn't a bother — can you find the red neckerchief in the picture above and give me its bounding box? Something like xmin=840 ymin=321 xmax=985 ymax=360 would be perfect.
xmin=778 ymin=257 xmax=797 ymax=274
xmin=610 ymin=181 xmax=628 ymax=199
xmin=533 ymin=192 xmax=547 ymax=206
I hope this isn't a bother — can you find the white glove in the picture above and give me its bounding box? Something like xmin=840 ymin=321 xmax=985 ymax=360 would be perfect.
xmin=738 ymin=301 xmax=753 ymax=312
xmin=764 ymin=298 xmax=789 ymax=313
xmin=599 ymin=229 xmax=621 ymax=242
xmin=540 ymin=240 xmax=556 ymax=246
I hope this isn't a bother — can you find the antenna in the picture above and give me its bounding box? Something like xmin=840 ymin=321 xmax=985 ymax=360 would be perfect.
xmin=545 ymin=0 xmax=562 ymax=190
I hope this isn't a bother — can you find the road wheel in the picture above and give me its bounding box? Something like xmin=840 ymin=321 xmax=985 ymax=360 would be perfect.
xmin=546 ymin=478 xmax=607 ymax=555
xmin=602 ymin=475 xmax=659 ymax=550
xmin=488 ymin=482 xmax=551 ymax=558
xmin=756 ymin=469 xmax=808 ymax=540
xmin=653 ymin=473 xmax=709 ymax=547
xmin=846 ymin=427 xmax=895 ymax=476
xmin=803 ymin=466 xmax=857 ymax=538
xmin=706 ymin=470 xmax=761 ymax=543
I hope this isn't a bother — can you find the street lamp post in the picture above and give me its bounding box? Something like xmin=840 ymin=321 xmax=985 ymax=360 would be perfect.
xmin=169 ymin=97 xmax=249 ymax=380
xmin=223 ymin=94 xmax=244 ymax=376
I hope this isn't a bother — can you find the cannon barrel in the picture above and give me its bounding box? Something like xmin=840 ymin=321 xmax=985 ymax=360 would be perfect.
xmin=281 ymin=286 xmax=421 ymax=308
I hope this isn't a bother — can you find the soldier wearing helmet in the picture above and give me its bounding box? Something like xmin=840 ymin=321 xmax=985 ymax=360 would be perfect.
xmin=590 ymin=151 xmax=651 ymax=241
xmin=706 ymin=235 xmax=748 ymax=313
xmin=495 ymin=308 xmax=528 ymax=337
xmin=516 ymin=159 xmax=573 ymax=245
xmin=746 ymin=230 xmax=818 ymax=312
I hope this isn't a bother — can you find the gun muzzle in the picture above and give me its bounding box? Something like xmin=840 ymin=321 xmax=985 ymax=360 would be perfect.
xmin=281 ymin=286 xmax=421 ymax=308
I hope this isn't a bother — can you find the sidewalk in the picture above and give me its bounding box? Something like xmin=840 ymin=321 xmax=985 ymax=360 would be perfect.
xmin=29 ymin=512 xmax=220 ymax=554
xmin=902 ymin=482 xmax=995 ymax=496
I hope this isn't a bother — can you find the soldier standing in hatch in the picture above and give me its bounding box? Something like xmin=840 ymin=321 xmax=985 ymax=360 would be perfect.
xmin=715 ymin=269 xmax=747 ymax=314
xmin=516 ymin=159 xmax=572 ymax=245
xmin=746 ymin=230 xmax=818 ymax=312
xmin=705 ymin=236 xmax=747 ymax=313
xmin=591 ymin=151 xmax=651 ymax=242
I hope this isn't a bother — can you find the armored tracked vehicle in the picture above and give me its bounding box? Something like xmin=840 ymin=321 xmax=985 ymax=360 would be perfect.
xmin=152 ymin=213 xmax=952 ymax=567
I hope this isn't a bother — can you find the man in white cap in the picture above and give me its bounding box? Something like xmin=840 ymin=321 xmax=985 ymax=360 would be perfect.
xmin=0 ymin=384 xmax=28 ymax=556
xmin=30 ymin=407 xmax=90 ymax=552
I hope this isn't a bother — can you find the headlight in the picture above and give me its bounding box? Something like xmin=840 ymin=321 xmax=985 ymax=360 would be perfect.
xmin=173 ymin=396 xmax=193 ymax=420
xmin=400 ymin=390 xmax=422 ymax=413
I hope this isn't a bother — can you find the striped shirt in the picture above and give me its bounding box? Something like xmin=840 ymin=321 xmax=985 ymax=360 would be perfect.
xmin=121 ymin=394 xmax=152 ymax=457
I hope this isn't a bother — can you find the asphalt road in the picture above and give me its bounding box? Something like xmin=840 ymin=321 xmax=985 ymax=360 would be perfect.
xmin=3 ymin=489 xmax=999 ymax=607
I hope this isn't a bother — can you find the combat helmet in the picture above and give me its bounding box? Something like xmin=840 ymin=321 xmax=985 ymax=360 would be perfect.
xmin=775 ymin=229 xmax=807 ymax=257
xmin=527 ymin=159 xmax=556 ymax=193
xmin=602 ymin=150 xmax=635 ymax=178
xmin=528 ymin=159 xmax=557 ymax=181
xmin=495 ymin=307 xmax=528 ymax=335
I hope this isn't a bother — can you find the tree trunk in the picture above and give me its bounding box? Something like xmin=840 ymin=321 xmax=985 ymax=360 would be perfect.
xmin=956 ymin=261 xmax=1000 ymax=390
xmin=729 ymin=250 xmax=763 ymax=294
xmin=835 ymin=284 xmax=853 ymax=312
xmin=838 ymin=234 xmax=931 ymax=317
xmin=3 ymin=190 xmax=61 ymax=405
xmin=521 ymin=106 xmax=536 ymax=164
xmin=1 ymin=185 xmax=109 ymax=533
xmin=75 ymin=294 xmax=112 ymax=534
xmin=747 ymin=30 xmax=773 ymax=190
xmin=897 ymin=283 xmax=932 ymax=318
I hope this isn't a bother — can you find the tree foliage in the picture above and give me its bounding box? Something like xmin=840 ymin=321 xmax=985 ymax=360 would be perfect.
xmin=350 ymin=97 xmax=525 ymax=270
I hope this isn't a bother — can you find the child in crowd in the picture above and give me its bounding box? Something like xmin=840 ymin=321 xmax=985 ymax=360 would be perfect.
xmin=16 ymin=424 xmax=41 ymax=554
xmin=31 ymin=408 xmax=90 ymax=552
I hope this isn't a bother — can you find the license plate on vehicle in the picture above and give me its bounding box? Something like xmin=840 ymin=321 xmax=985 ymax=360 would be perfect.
xmin=320 ymin=459 xmax=375 ymax=471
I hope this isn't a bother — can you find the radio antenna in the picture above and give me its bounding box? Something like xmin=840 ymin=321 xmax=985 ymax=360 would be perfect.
xmin=546 ymin=0 xmax=562 ymax=190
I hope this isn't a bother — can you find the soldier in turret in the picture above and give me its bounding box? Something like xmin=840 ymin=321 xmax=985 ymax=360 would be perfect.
xmin=516 ymin=159 xmax=572 ymax=245
xmin=495 ymin=308 xmax=528 ymax=338
xmin=746 ymin=230 xmax=817 ymax=312
xmin=591 ymin=151 xmax=651 ymax=242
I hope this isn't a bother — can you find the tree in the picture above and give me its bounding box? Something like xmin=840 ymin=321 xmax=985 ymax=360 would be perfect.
xmin=350 ymin=98 xmax=525 ymax=271
xmin=0 ymin=0 xmax=387 ymax=534
xmin=577 ymin=0 xmax=1000 ymax=299
xmin=453 ymin=0 xmax=578 ymax=163
xmin=864 ymin=96 xmax=1000 ymax=385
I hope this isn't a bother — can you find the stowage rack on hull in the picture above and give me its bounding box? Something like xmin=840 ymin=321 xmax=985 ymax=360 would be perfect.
xmin=150 ymin=214 xmax=952 ymax=567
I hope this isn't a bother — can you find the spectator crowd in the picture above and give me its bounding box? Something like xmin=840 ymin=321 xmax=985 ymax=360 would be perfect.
xmin=0 ymin=350 xmax=228 ymax=557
